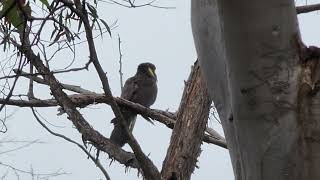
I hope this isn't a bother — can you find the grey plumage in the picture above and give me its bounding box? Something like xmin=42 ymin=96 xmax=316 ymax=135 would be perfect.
xmin=110 ymin=62 xmax=158 ymax=147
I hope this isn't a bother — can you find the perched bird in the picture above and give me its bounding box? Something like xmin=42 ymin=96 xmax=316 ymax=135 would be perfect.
xmin=110 ymin=62 xmax=158 ymax=147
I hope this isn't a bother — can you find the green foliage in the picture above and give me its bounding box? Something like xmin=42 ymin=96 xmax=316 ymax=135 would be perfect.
xmin=85 ymin=2 xmax=112 ymax=37
xmin=0 ymin=0 xmax=113 ymax=54
xmin=38 ymin=0 xmax=50 ymax=9
xmin=0 ymin=0 xmax=24 ymax=30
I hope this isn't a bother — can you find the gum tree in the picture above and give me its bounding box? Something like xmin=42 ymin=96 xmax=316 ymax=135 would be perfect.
xmin=192 ymin=0 xmax=320 ymax=179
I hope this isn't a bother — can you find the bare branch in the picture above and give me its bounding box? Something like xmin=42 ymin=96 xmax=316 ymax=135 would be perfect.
xmin=99 ymin=0 xmax=175 ymax=9
xmin=0 ymin=140 xmax=40 ymax=155
xmin=74 ymin=1 xmax=161 ymax=178
xmin=12 ymin=70 xmax=95 ymax=94
xmin=0 ymin=57 xmax=24 ymax=113
xmin=118 ymin=34 xmax=124 ymax=91
xmin=0 ymin=93 xmax=227 ymax=149
xmin=296 ymin=3 xmax=320 ymax=14
xmin=0 ymin=65 xmax=90 ymax=81
xmin=16 ymin=23 xmax=140 ymax=169
xmin=31 ymin=108 xmax=111 ymax=180
xmin=0 ymin=162 xmax=68 ymax=178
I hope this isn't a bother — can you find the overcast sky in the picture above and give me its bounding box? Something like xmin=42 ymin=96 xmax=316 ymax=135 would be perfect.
xmin=1 ymin=0 xmax=320 ymax=180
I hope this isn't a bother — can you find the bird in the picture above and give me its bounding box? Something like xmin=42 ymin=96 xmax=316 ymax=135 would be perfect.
xmin=110 ymin=62 xmax=158 ymax=147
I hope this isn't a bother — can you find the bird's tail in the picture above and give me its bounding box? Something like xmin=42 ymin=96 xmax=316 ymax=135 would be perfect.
xmin=110 ymin=115 xmax=137 ymax=147
xmin=110 ymin=123 xmax=127 ymax=147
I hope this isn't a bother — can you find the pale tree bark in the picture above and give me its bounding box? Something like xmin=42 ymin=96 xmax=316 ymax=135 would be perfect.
xmin=192 ymin=0 xmax=320 ymax=180
xmin=0 ymin=0 xmax=226 ymax=179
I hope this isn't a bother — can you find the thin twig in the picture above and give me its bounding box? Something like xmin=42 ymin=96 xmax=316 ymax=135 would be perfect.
xmin=0 ymin=65 xmax=89 ymax=81
xmin=0 ymin=9 xmax=29 ymax=113
xmin=0 ymin=57 xmax=23 ymax=113
xmin=0 ymin=140 xmax=40 ymax=155
xmin=31 ymin=107 xmax=111 ymax=180
xmin=118 ymin=34 xmax=124 ymax=91
xmin=0 ymin=162 xmax=67 ymax=177
xmin=100 ymin=0 xmax=175 ymax=9
xmin=14 ymin=70 xmax=95 ymax=94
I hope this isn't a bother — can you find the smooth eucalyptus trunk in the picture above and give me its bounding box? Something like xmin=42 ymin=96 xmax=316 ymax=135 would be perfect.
xmin=191 ymin=0 xmax=320 ymax=179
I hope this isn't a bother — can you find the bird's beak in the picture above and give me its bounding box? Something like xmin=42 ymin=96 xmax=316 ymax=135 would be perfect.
xmin=148 ymin=67 xmax=157 ymax=80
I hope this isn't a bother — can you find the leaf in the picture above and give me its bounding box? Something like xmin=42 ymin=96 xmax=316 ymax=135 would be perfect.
xmin=86 ymin=3 xmax=98 ymax=19
xmin=77 ymin=19 xmax=82 ymax=32
xmin=59 ymin=11 xmax=63 ymax=26
xmin=0 ymin=0 xmax=24 ymax=30
xmin=100 ymin=19 xmax=111 ymax=37
xmin=49 ymin=31 xmax=64 ymax=46
xmin=65 ymin=31 xmax=71 ymax=42
xmin=64 ymin=28 xmax=74 ymax=42
xmin=3 ymin=39 xmax=7 ymax=51
xmin=38 ymin=0 xmax=50 ymax=9
xmin=96 ymin=20 xmax=103 ymax=38
xmin=64 ymin=11 xmax=68 ymax=25
xmin=50 ymin=28 xmax=57 ymax=40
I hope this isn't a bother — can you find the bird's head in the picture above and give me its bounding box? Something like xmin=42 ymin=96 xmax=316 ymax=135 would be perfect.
xmin=137 ymin=62 xmax=157 ymax=80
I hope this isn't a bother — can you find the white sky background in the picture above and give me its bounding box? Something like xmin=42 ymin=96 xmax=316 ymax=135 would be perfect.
xmin=0 ymin=0 xmax=320 ymax=179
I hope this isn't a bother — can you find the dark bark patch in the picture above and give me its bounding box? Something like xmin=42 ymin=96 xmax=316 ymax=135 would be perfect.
xmin=235 ymin=159 xmax=242 ymax=180
xmin=240 ymin=88 xmax=249 ymax=94
xmin=228 ymin=113 xmax=234 ymax=122
xmin=167 ymin=172 xmax=178 ymax=180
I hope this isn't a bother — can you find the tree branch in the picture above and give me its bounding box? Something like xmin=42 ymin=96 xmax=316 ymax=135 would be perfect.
xmin=161 ymin=61 xmax=211 ymax=179
xmin=12 ymin=69 xmax=95 ymax=94
xmin=0 ymin=93 xmax=227 ymax=149
xmin=71 ymin=1 xmax=161 ymax=178
xmin=17 ymin=29 xmax=140 ymax=170
xmin=296 ymin=3 xmax=320 ymax=14
xmin=31 ymin=107 xmax=111 ymax=180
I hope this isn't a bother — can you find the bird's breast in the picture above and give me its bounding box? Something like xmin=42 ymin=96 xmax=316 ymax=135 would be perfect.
xmin=132 ymin=80 xmax=157 ymax=107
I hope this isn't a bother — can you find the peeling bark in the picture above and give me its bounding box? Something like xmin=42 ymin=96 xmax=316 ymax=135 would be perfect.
xmin=295 ymin=36 xmax=320 ymax=180
xmin=161 ymin=61 xmax=211 ymax=180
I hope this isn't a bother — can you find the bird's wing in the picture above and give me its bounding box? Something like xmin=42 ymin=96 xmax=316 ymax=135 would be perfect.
xmin=120 ymin=77 xmax=138 ymax=100
xmin=120 ymin=76 xmax=154 ymax=125
xmin=117 ymin=77 xmax=139 ymax=129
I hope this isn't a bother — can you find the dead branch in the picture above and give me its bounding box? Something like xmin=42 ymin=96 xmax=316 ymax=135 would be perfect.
xmin=118 ymin=34 xmax=124 ymax=91
xmin=0 ymin=93 xmax=227 ymax=148
xmin=161 ymin=61 xmax=211 ymax=179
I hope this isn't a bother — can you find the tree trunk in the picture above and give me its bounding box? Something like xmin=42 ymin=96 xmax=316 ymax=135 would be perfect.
xmin=192 ymin=0 xmax=320 ymax=179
